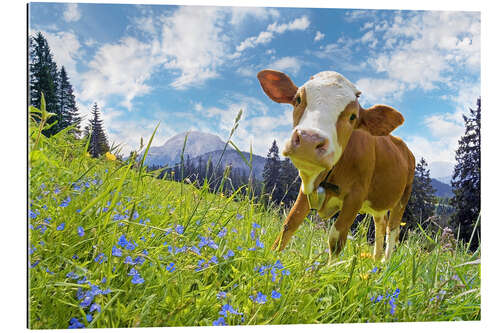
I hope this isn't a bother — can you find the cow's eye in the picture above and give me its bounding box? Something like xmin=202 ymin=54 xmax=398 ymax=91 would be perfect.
xmin=350 ymin=114 xmax=356 ymax=121
xmin=295 ymin=96 xmax=301 ymax=105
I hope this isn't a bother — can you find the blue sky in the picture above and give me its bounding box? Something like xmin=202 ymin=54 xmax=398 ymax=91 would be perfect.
xmin=29 ymin=2 xmax=480 ymax=178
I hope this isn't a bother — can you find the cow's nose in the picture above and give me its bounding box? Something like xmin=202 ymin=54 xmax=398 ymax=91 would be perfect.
xmin=291 ymin=129 xmax=329 ymax=155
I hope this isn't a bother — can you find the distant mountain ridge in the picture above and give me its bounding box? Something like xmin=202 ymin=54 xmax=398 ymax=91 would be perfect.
xmin=431 ymin=178 xmax=453 ymax=198
xmin=144 ymin=131 xmax=231 ymax=167
xmin=194 ymin=149 xmax=267 ymax=180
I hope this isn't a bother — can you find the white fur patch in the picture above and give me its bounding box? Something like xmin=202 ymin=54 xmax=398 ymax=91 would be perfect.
xmin=298 ymin=72 xmax=360 ymax=164
xmin=384 ymin=227 xmax=399 ymax=261
xmin=328 ymin=223 xmax=340 ymax=244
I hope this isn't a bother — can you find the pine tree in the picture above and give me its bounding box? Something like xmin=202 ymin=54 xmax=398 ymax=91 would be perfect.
xmin=278 ymin=158 xmax=300 ymax=206
xmin=58 ymin=66 xmax=81 ymax=135
xmin=29 ymin=32 xmax=60 ymax=136
xmin=450 ymin=97 xmax=481 ymax=251
xmin=87 ymin=103 xmax=110 ymax=158
xmin=263 ymin=140 xmax=283 ymax=204
xmin=403 ymin=157 xmax=436 ymax=227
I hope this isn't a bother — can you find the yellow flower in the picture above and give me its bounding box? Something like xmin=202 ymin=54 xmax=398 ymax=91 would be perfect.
xmin=359 ymin=273 xmax=369 ymax=280
xmin=85 ymin=152 xmax=91 ymax=157
xmin=105 ymin=152 xmax=117 ymax=161
xmin=400 ymin=221 xmax=407 ymax=226
xmin=360 ymin=252 xmax=372 ymax=259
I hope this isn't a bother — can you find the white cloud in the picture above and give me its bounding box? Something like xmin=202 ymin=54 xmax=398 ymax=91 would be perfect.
xmin=355 ymin=77 xmax=404 ymax=105
xmin=267 ymin=16 xmax=310 ymax=33
xmin=268 ymin=56 xmax=301 ymax=75
xmin=159 ymin=6 xmax=228 ymax=89
xmin=63 ymin=4 xmax=81 ymax=22
xmin=314 ymin=31 xmax=325 ymax=42
xmin=365 ymin=11 xmax=480 ymax=91
xmin=80 ymin=37 xmax=160 ymax=110
xmin=235 ymin=15 xmax=310 ymax=53
xmin=229 ymin=7 xmax=280 ymax=25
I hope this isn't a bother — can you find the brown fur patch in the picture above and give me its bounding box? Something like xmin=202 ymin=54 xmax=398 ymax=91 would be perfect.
xmin=257 ymin=70 xmax=298 ymax=104
xmin=292 ymin=88 xmax=307 ymax=127
xmin=358 ymin=105 xmax=404 ymax=136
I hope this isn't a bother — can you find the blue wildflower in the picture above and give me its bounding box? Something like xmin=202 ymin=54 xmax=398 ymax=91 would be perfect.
xmin=252 ymin=222 xmax=261 ymax=229
xmin=54 ymin=188 xmax=61 ymax=195
xmin=195 ymin=259 xmax=208 ymax=272
xmin=128 ymin=268 xmax=145 ymax=284
xmin=250 ymin=291 xmax=267 ymax=304
xmin=77 ymin=226 xmax=84 ymax=237
xmin=166 ymin=262 xmax=176 ymax=272
xmin=94 ymin=253 xmax=107 ymax=264
xmin=86 ymin=314 xmax=93 ymax=323
xmin=124 ymin=256 xmax=135 ymax=265
xmin=80 ymin=295 xmax=93 ymax=308
xmin=118 ymin=235 xmax=128 ymax=247
xmin=250 ymin=229 xmax=256 ymax=240
xmin=77 ymin=276 xmax=87 ymax=284
xmin=213 ymin=317 xmax=226 ymax=326
xmin=56 ymin=223 xmax=65 ymax=231
xmin=131 ymin=274 xmax=145 ymax=284
xmin=223 ymin=249 xmax=235 ymax=260
xmin=220 ymin=303 xmax=243 ymax=316
xmin=29 ymin=245 xmax=36 ymax=255
xmin=90 ymin=303 xmax=101 ymax=313
xmin=271 ymin=290 xmax=282 ymax=299
xmin=174 ymin=246 xmax=187 ymax=254
xmin=236 ymin=213 xmax=243 ymax=220
xmin=66 ymin=271 xmax=78 ymax=279
xmin=256 ymin=238 xmax=264 ymax=248
xmin=209 ymin=256 xmax=218 ymax=265
xmin=174 ymin=225 xmax=184 ymax=234
xmin=125 ymin=240 xmax=137 ymax=251
xmin=371 ymin=267 xmax=378 ymax=273
xmin=59 ymin=196 xmax=71 ymax=207
xmin=68 ymin=317 xmax=85 ymax=329
xmin=30 ymin=260 xmax=40 ymax=268
xmin=134 ymin=256 xmax=145 ymax=266
xmin=29 ymin=210 xmax=39 ymax=219
xmin=111 ymin=246 xmax=122 ymax=257
xmin=217 ymin=291 xmax=227 ymax=299
xmin=217 ymin=227 xmax=227 ymax=238
xmin=191 ymin=246 xmax=201 ymax=255
xmin=132 ymin=211 xmax=139 ymax=220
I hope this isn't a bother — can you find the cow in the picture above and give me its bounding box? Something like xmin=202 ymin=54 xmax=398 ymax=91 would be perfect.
xmin=257 ymin=69 xmax=415 ymax=261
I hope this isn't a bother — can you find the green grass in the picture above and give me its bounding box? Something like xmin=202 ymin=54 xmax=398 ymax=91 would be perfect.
xmin=28 ymin=117 xmax=480 ymax=329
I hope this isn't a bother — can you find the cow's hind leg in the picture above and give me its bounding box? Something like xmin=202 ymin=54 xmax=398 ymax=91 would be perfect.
xmin=373 ymin=214 xmax=388 ymax=261
xmin=384 ymin=185 xmax=412 ymax=261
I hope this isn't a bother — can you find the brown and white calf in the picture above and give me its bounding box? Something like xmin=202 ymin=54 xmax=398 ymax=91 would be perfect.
xmin=257 ymin=69 xmax=415 ymax=261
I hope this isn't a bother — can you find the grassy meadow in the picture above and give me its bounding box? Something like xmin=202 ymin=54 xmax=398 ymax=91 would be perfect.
xmin=28 ymin=110 xmax=480 ymax=329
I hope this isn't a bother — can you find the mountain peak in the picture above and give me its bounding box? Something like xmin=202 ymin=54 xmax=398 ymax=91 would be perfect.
xmin=145 ymin=131 xmax=231 ymax=167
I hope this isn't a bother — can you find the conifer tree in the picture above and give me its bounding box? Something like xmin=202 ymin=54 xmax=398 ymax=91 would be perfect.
xmin=87 ymin=103 xmax=110 ymax=158
xmin=450 ymin=97 xmax=481 ymax=251
xmin=29 ymin=32 xmax=60 ymax=136
xmin=263 ymin=140 xmax=282 ymax=204
xmin=58 ymin=66 xmax=81 ymax=135
xmin=403 ymin=157 xmax=436 ymax=227
xmin=279 ymin=158 xmax=300 ymax=206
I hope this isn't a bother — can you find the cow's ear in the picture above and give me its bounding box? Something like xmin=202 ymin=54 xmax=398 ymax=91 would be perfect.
xmin=257 ymin=70 xmax=298 ymax=104
xmin=357 ymin=105 xmax=404 ymax=136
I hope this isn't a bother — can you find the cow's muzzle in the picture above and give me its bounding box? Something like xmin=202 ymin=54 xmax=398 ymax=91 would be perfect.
xmin=283 ymin=128 xmax=333 ymax=169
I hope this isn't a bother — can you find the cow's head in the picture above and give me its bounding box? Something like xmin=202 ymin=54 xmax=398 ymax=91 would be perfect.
xmin=257 ymin=69 xmax=403 ymax=195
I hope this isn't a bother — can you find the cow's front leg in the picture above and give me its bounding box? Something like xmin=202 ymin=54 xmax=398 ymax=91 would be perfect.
xmin=272 ymin=190 xmax=310 ymax=251
xmin=373 ymin=214 xmax=388 ymax=261
xmin=328 ymin=192 xmax=363 ymax=256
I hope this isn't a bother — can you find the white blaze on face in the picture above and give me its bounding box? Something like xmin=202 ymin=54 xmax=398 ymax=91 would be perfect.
xmin=294 ymin=71 xmax=361 ymax=194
